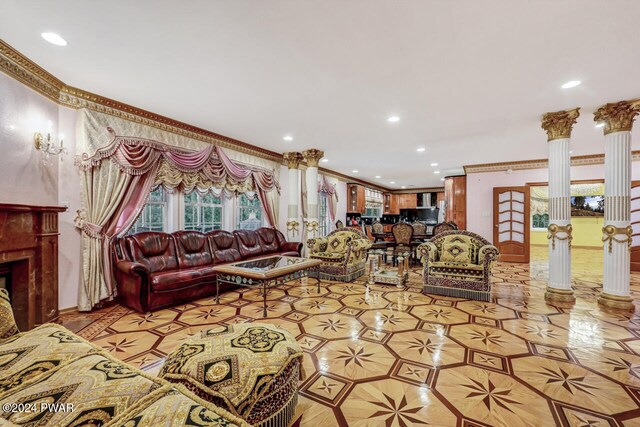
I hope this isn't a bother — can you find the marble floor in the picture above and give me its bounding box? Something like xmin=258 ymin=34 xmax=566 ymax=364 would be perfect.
xmin=60 ymin=247 xmax=640 ymax=426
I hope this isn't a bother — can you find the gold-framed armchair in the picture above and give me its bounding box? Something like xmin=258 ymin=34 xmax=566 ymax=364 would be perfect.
xmin=417 ymin=230 xmax=499 ymax=301
xmin=307 ymin=228 xmax=372 ymax=282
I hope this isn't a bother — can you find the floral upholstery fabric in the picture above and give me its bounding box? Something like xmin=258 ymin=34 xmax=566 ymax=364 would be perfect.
xmin=160 ymin=323 xmax=303 ymax=427
xmin=440 ymin=242 xmax=472 ymax=263
xmin=307 ymin=229 xmax=372 ymax=282
xmin=0 ymin=289 xmax=18 ymax=340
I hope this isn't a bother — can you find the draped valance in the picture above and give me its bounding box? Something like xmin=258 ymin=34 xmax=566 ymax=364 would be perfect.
xmin=79 ymin=127 xmax=280 ymax=195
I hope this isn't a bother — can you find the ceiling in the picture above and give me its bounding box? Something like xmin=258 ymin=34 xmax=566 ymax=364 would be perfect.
xmin=2 ymin=0 xmax=640 ymax=189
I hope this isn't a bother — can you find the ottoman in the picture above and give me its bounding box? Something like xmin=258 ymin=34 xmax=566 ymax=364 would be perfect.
xmin=159 ymin=323 xmax=304 ymax=427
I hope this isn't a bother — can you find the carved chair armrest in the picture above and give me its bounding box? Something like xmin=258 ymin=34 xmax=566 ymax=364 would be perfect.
xmin=345 ymin=239 xmax=372 ymax=264
xmin=479 ymin=245 xmax=499 ymax=265
xmin=417 ymin=242 xmax=438 ymax=265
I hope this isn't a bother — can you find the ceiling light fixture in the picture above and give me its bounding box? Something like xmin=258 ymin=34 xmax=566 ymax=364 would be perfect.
xmin=352 ymin=170 xmax=358 ymax=173
xmin=430 ymin=162 xmax=438 ymax=167
xmin=321 ymin=158 xmax=329 ymax=163
xmin=390 ymin=181 xmax=395 ymax=184
xmin=561 ymin=80 xmax=581 ymax=89
xmin=416 ymin=147 xmax=426 ymax=152
xmin=283 ymin=135 xmax=293 ymax=141
xmin=434 ymin=171 xmax=440 ymax=174
xmin=595 ymin=122 xmax=605 ymax=129
xmin=387 ymin=116 xmax=400 ymax=123
xmin=440 ymin=178 xmax=445 ymax=181
xmin=375 ymin=175 xmax=381 ymax=179
xmin=41 ymin=32 xmax=67 ymax=46
xmin=401 ymin=186 xmax=406 ymax=189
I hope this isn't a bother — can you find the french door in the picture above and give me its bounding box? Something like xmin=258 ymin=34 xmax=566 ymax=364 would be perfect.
xmin=493 ymin=186 xmax=530 ymax=263
xmin=631 ymin=181 xmax=640 ymax=271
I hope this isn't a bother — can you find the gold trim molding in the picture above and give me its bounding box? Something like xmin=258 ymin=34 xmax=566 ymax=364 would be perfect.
xmin=283 ymin=152 xmax=304 ymax=169
xmin=594 ymin=99 xmax=640 ymax=135
xmin=464 ymin=151 xmax=640 ymax=174
xmin=302 ymin=149 xmax=325 ymax=168
xmin=602 ymin=225 xmax=633 ymax=253
xmin=541 ymin=108 xmax=580 ymax=142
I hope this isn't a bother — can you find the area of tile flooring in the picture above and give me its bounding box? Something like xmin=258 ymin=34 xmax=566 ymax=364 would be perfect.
xmin=60 ymin=247 xmax=640 ymax=426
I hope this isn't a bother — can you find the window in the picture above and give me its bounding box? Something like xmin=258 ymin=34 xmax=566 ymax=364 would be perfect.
xmin=129 ymin=187 xmax=167 ymax=233
xmin=184 ymin=192 xmax=223 ymax=232
xmin=532 ymin=213 xmax=549 ymax=229
xmin=237 ymin=193 xmax=263 ymax=230
xmin=319 ymin=192 xmax=330 ymax=236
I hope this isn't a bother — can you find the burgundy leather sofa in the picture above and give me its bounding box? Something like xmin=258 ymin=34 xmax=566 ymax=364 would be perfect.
xmin=113 ymin=227 xmax=302 ymax=312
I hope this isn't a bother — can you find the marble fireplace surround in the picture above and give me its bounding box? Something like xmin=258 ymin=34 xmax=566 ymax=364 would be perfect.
xmin=0 ymin=204 xmax=65 ymax=330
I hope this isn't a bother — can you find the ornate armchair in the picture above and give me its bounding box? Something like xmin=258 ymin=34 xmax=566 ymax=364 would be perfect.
xmin=411 ymin=221 xmax=427 ymax=236
xmin=417 ymin=230 xmax=499 ymax=301
xmin=307 ymin=229 xmax=372 ymax=282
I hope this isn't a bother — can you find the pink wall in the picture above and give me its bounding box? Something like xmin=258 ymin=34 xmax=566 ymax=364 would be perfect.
xmin=466 ymin=162 xmax=640 ymax=243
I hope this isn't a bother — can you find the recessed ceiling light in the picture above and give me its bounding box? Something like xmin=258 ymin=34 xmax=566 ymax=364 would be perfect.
xmin=434 ymin=171 xmax=440 ymax=174
xmin=561 ymin=80 xmax=581 ymax=89
xmin=375 ymin=175 xmax=381 ymax=179
xmin=569 ymin=150 xmax=573 ymax=154
xmin=41 ymin=32 xmax=67 ymax=46
xmin=595 ymin=122 xmax=605 ymax=128
xmin=321 ymin=158 xmax=329 ymax=163
xmin=352 ymin=170 xmax=358 ymax=173
xmin=390 ymin=181 xmax=395 ymax=184
xmin=440 ymin=178 xmax=445 ymax=181
xmin=387 ymin=116 xmax=400 ymax=123
xmin=401 ymin=186 xmax=406 ymax=189
xmin=283 ymin=135 xmax=293 ymax=141
xmin=416 ymin=147 xmax=426 ymax=152
xmin=430 ymin=162 xmax=438 ymax=167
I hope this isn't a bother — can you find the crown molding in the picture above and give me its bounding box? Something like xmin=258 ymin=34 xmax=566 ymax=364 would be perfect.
xmin=393 ymin=187 xmax=444 ymax=194
xmin=464 ymin=151 xmax=640 ymax=174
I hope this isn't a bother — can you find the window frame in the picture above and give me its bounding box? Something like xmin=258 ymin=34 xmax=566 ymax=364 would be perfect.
xmin=236 ymin=193 xmax=264 ymax=230
xmin=183 ymin=191 xmax=224 ymax=233
xmin=128 ymin=186 xmax=168 ymax=234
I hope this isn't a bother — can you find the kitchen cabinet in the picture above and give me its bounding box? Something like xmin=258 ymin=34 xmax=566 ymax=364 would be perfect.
xmin=398 ymin=194 xmax=417 ymax=209
xmin=444 ymin=176 xmax=466 ymax=230
xmin=347 ymin=184 xmax=365 ymax=213
xmin=383 ymin=193 xmax=399 ymax=215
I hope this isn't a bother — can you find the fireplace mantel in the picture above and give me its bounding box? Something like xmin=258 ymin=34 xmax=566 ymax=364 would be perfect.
xmin=0 ymin=203 xmax=66 ymax=330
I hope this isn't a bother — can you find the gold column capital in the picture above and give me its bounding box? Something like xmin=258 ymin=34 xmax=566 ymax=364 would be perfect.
xmin=302 ymin=149 xmax=325 ymax=168
xmin=541 ymin=108 xmax=580 ymax=142
xmin=283 ymin=152 xmax=304 ymax=169
xmin=594 ymin=99 xmax=640 ymax=135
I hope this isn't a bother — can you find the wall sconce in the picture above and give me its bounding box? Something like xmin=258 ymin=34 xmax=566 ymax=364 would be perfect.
xmin=34 ymin=132 xmax=67 ymax=164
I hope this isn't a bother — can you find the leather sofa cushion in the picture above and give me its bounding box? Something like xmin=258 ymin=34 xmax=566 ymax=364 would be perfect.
xmin=173 ymin=231 xmax=213 ymax=269
xmin=150 ymin=266 xmax=217 ymax=292
xmin=257 ymin=228 xmax=280 ymax=254
xmin=208 ymin=230 xmax=242 ymax=264
xmin=234 ymin=230 xmax=264 ymax=259
xmin=126 ymin=232 xmax=178 ymax=273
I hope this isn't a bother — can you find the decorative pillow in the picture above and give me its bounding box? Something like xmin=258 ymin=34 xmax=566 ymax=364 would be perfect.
xmin=442 ymin=235 xmax=477 ymax=263
xmin=440 ymin=242 xmax=472 ymax=263
xmin=0 ymin=288 xmax=19 ymax=340
xmin=327 ymin=235 xmax=350 ymax=254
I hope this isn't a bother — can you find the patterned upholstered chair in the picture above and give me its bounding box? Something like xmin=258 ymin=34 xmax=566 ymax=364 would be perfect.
xmin=307 ymin=228 xmax=372 ymax=282
xmin=433 ymin=221 xmax=458 ymax=236
xmin=391 ymin=222 xmax=414 ymax=266
xmin=418 ymin=230 xmax=499 ymax=301
xmin=411 ymin=221 xmax=427 ymax=236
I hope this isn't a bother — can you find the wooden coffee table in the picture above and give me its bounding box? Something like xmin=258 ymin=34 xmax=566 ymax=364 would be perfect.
xmin=213 ymin=255 xmax=322 ymax=317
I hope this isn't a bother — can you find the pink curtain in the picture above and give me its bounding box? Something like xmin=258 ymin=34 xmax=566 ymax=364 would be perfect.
xmin=80 ymin=129 xmax=281 ymax=309
xmin=319 ymin=175 xmax=338 ymax=222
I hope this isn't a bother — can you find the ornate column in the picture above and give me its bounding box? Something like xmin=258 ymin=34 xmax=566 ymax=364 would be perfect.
xmin=594 ymin=99 xmax=640 ymax=311
xmin=302 ymin=149 xmax=324 ymax=239
xmin=541 ymin=108 xmax=579 ymax=304
xmin=283 ymin=152 xmax=303 ymax=241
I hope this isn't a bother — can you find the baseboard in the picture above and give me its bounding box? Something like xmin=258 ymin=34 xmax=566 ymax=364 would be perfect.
xmin=59 ymin=306 xmax=79 ymax=315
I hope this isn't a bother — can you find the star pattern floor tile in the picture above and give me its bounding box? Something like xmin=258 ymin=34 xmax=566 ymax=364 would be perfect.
xmin=60 ymin=247 xmax=640 ymax=426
